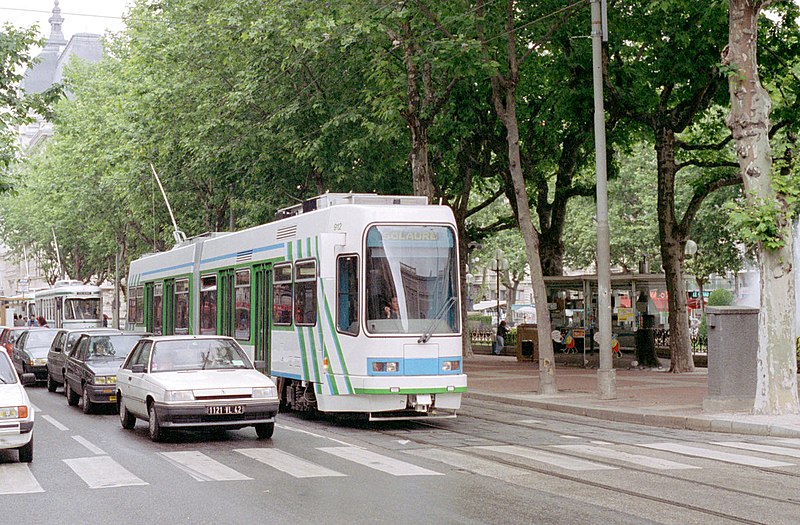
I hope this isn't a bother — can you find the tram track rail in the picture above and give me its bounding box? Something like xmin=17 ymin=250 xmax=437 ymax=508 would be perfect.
xmin=361 ymin=399 xmax=800 ymax=524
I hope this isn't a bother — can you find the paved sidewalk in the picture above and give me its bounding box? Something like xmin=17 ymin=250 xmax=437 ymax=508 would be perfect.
xmin=464 ymin=354 xmax=800 ymax=438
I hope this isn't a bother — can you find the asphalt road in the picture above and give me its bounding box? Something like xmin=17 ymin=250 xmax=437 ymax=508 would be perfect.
xmin=4 ymin=385 xmax=800 ymax=524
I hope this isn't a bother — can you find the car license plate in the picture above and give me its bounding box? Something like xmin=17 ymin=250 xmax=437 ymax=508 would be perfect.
xmin=206 ymin=405 xmax=244 ymax=415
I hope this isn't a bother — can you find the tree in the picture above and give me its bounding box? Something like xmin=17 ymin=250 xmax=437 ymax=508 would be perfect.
xmin=724 ymin=0 xmax=799 ymax=414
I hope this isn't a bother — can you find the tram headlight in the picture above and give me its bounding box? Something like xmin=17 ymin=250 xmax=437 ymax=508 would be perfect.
xmin=441 ymin=360 xmax=461 ymax=372
xmin=372 ymin=361 xmax=400 ymax=373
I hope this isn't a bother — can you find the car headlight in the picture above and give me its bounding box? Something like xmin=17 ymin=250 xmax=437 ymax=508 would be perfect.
xmin=252 ymin=386 xmax=277 ymax=399
xmin=0 ymin=406 xmax=28 ymax=419
xmin=33 ymin=358 xmax=47 ymax=366
xmin=94 ymin=375 xmax=116 ymax=385
xmin=165 ymin=390 xmax=194 ymax=402
xmin=441 ymin=360 xmax=461 ymax=372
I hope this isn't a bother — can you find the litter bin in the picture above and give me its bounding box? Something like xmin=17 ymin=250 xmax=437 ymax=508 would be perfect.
xmin=703 ymin=306 xmax=758 ymax=412
xmin=516 ymin=324 xmax=538 ymax=362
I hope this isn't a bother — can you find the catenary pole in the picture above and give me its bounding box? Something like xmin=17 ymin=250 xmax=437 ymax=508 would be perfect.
xmin=592 ymin=0 xmax=616 ymax=399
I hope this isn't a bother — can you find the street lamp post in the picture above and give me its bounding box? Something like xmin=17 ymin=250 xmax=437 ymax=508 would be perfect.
xmin=490 ymin=249 xmax=509 ymax=324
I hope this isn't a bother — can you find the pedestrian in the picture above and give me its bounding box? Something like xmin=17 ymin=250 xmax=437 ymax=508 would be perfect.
xmin=13 ymin=314 xmax=24 ymax=327
xmin=493 ymin=320 xmax=508 ymax=356
xmin=37 ymin=316 xmax=49 ymax=327
xmin=103 ymin=313 xmax=109 ymax=327
xmin=27 ymin=316 xmax=36 ymax=327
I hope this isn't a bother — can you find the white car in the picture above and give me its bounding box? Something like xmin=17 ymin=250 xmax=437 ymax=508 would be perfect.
xmin=116 ymin=335 xmax=279 ymax=442
xmin=0 ymin=349 xmax=35 ymax=462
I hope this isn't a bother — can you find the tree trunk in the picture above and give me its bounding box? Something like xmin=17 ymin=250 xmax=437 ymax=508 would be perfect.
xmin=655 ymin=127 xmax=694 ymax=372
xmin=409 ymin=124 xmax=436 ymax=200
xmin=725 ymin=0 xmax=799 ymax=414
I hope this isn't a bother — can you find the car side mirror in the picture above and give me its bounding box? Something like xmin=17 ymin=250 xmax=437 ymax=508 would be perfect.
xmin=21 ymin=373 xmax=36 ymax=386
xmin=131 ymin=364 xmax=146 ymax=374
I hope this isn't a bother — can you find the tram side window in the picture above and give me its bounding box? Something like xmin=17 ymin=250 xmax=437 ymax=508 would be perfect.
xmin=200 ymin=275 xmax=217 ymax=334
xmin=127 ymin=288 xmax=137 ymax=325
xmin=153 ymin=282 xmax=163 ymax=335
xmin=234 ymin=270 xmax=251 ymax=340
xmin=294 ymin=260 xmax=317 ymax=326
xmin=175 ymin=279 xmax=189 ymax=334
xmin=135 ymin=287 xmax=144 ymax=324
xmin=272 ymin=264 xmax=293 ymax=326
xmin=336 ymin=255 xmax=359 ymax=335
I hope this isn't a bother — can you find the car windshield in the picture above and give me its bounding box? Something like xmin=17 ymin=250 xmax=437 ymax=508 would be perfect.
xmin=150 ymin=339 xmax=252 ymax=372
xmin=0 ymin=355 xmax=16 ymax=383
xmin=86 ymin=335 xmax=142 ymax=360
xmin=25 ymin=330 xmax=59 ymax=347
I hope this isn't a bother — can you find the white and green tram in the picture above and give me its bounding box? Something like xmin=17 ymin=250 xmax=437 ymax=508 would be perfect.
xmin=35 ymin=280 xmax=103 ymax=329
xmin=127 ymin=194 xmax=466 ymax=419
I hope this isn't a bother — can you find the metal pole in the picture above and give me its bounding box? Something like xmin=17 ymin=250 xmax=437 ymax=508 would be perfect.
xmin=592 ymin=0 xmax=616 ymax=399
xmin=113 ymin=248 xmax=120 ymax=329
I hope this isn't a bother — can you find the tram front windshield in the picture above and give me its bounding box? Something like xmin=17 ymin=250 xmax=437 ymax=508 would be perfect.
xmin=366 ymin=225 xmax=459 ymax=335
xmin=64 ymin=298 xmax=101 ymax=320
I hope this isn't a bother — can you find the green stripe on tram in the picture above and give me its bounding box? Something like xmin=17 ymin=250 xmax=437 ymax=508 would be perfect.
xmin=320 ymin=278 xmax=351 ymax=394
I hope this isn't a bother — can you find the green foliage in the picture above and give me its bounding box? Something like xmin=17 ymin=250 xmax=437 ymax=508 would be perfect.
xmin=725 ymin=196 xmax=787 ymax=251
xmin=707 ymin=288 xmax=734 ymax=307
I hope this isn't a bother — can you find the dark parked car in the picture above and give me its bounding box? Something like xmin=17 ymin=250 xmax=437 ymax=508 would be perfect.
xmin=12 ymin=329 xmax=59 ymax=381
xmin=47 ymin=328 xmax=121 ymax=393
xmin=65 ymin=333 xmax=145 ymax=413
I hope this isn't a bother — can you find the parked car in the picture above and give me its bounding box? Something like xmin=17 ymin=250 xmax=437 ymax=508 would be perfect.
xmin=0 ymin=326 xmax=33 ymax=357
xmin=64 ymin=333 xmax=144 ymax=414
xmin=12 ymin=329 xmax=59 ymax=382
xmin=47 ymin=328 xmax=121 ymax=393
xmin=116 ymin=335 xmax=279 ymax=442
xmin=0 ymin=349 xmax=35 ymax=462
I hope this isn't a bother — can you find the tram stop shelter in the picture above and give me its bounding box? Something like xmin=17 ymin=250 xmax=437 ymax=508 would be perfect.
xmin=541 ymin=273 xmax=670 ymax=358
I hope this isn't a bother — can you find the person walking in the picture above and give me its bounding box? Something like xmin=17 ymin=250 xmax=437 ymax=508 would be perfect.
xmin=37 ymin=316 xmax=49 ymax=327
xmin=493 ymin=320 xmax=509 ymax=356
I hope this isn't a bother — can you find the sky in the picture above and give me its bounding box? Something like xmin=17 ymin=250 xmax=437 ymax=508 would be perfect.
xmin=0 ymin=0 xmax=130 ymax=41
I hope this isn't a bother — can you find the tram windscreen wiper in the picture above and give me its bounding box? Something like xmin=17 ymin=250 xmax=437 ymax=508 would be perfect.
xmin=418 ymin=297 xmax=456 ymax=344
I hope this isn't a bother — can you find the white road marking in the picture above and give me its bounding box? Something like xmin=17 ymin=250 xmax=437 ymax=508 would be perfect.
xmin=276 ymin=423 xmax=351 ymax=446
xmin=0 ymin=464 xmax=45 ymax=494
xmin=518 ymin=419 xmax=544 ymax=425
xmin=30 ymin=403 xmax=40 ymax=412
xmin=559 ymin=435 xmax=582 ymax=440
xmin=636 ymin=443 xmax=794 ymax=468
xmin=477 ymin=445 xmax=617 ymax=471
xmin=776 ymin=438 xmax=800 ymax=447
xmin=235 ymin=448 xmax=346 ymax=478
xmin=72 ymin=435 xmax=106 ymax=455
xmin=160 ymin=451 xmax=252 ymax=482
xmin=591 ymin=441 xmax=614 ymax=445
xmin=41 ymin=415 xmax=68 ymax=431
xmin=406 ymin=447 xmax=532 ymax=480
xmin=713 ymin=441 xmax=800 ymax=459
xmin=318 ymin=446 xmax=443 ymax=476
xmin=63 ymin=456 xmax=148 ymax=488
xmin=553 ymin=444 xmax=700 ymax=470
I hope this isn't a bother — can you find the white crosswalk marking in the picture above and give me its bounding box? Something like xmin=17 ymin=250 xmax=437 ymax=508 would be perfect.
xmin=637 ymin=443 xmax=795 ymax=468
xmin=553 ymin=444 xmax=700 ymax=470
xmin=318 ymin=447 xmax=443 ymax=476
xmin=63 ymin=456 xmax=148 ymax=488
xmin=160 ymin=451 xmax=252 ymax=482
xmin=0 ymin=464 xmax=45 ymax=494
xmin=776 ymin=438 xmax=800 ymax=447
xmin=235 ymin=448 xmax=346 ymax=478
xmin=406 ymin=447 xmax=532 ymax=479
xmin=518 ymin=419 xmax=544 ymax=425
xmin=713 ymin=441 xmax=800 ymax=459
xmin=477 ymin=445 xmax=617 ymax=471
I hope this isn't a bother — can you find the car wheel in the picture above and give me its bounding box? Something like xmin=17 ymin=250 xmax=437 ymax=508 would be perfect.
xmin=18 ymin=437 xmax=33 ymax=463
xmin=46 ymin=373 xmax=57 ymax=393
xmin=119 ymin=397 xmax=136 ymax=430
xmin=148 ymin=403 xmax=165 ymax=442
xmin=81 ymin=387 xmax=93 ymax=414
xmin=254 ymin=422 xmax=275 ymax=440
xmin=66 ymin=382 xmax=79 ymax=406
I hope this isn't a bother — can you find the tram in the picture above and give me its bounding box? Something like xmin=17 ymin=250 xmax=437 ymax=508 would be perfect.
xmin=35 ymin=280 xmax=103 ymax=329
xmin=127 ymin=193 xmax=466 ymax=419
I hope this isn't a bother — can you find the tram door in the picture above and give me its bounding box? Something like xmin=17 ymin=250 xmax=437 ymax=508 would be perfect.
xmin=55 ymin=297 xmax=63 ymax=328
xmin=253 ymin=264 xmax=271 ymax=374
xmin=218 ymin=269 xmax=235 ymax=337
xmin=163 ymin=279 xmax=175 ymax=335
xmin=144 ymin=282 xmax=154 ymax=334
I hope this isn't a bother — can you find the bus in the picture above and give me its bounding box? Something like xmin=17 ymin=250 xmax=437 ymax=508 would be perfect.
xmin=35 ymin=280 xmax=103 ymax=329
xmin=127 ymin=193 xmax=466 ymax=419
